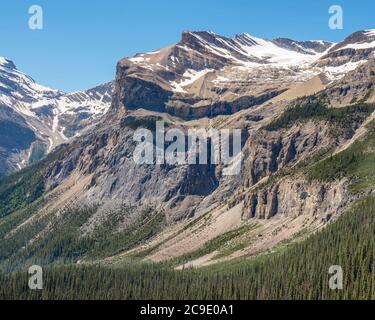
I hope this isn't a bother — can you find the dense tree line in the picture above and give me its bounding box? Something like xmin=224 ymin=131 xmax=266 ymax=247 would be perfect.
xmin=265 ymin=100 xmax=375 ymax=135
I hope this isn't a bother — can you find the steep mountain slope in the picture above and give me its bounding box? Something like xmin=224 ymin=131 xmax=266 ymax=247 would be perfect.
xmin=0 ymin=30 xmax=374 ymax=273
xmin=0 ymin=57 xmax=113 ymax=175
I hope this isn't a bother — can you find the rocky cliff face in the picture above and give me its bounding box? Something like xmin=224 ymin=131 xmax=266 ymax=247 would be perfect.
xmin=241 ymin=122 xmax=333 ymax=188
xmin=43 ymin=115 xmax=222 ymax=221
xmin=243 ymin=177 xmax=348 ymax=220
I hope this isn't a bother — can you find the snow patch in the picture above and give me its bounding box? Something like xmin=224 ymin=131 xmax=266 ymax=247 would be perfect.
xmin=342 ymin=41 xmax=375 ymax=50
xmin=365 ymin=29 xmax=375 ymax=37
xmin=324 ymin=60 xmax=368 ymax=82
xmin=171 ymin=69 xmax=214 ymax=93
xmin=129 ymin=56 xmax=146 ymax=63
xmin=238 ymin=34 xmax=322 ymax=67
xmin=146 ymin=50 xmax=160 ymax=55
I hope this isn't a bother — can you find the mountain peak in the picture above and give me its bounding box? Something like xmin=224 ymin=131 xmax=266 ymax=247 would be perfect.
xmin=346 ymin=29 xmax=375 ymax=42
xmin=179 ymin=30 xmax=232 ymax=47
xmin=329 ymin=29 xmax=375 ymax=52
xmin=0 ymin=57 xmax=16 ymax=70
xmin=234 ymin=33 xmax=262 ymax=46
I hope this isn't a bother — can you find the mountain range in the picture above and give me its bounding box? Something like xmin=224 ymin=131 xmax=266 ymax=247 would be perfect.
xmin=0 ymin=29 xmax=375 ymax=298
xmin=0 ymin=57 xmax=113 ymax=175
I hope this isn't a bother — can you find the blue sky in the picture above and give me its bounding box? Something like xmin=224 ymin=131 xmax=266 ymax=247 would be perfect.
xmin=1 ymin=0 xmax=374 ymax=92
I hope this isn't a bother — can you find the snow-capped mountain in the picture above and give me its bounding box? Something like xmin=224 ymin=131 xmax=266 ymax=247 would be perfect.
xmin=0 ymin=57 xmax=113 ymax=175
xmin=114 ymin=31 xmax=333 ymax=117
xmin=112 ymin=30 xmax=375 ymax=120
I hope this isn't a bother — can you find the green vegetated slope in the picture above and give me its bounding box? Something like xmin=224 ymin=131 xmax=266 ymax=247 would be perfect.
xmin=0 ymin=202 xmax=166 ymax=272
xmin=265 ymin=99 xmax=375 ymax=136
xmin=307 ymin=120 xmax=375 ymax=194
xmin=265 ymin=100 xmax=375 ymax=195
xmin=0 ymin=195 xmax=374 ymax=300
xmin=0 ymin=102 xmax=374 ymax=299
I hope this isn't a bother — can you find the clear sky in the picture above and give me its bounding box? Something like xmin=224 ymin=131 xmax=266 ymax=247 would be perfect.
xmin=1 ymin=0 xmax=374 ymax=92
